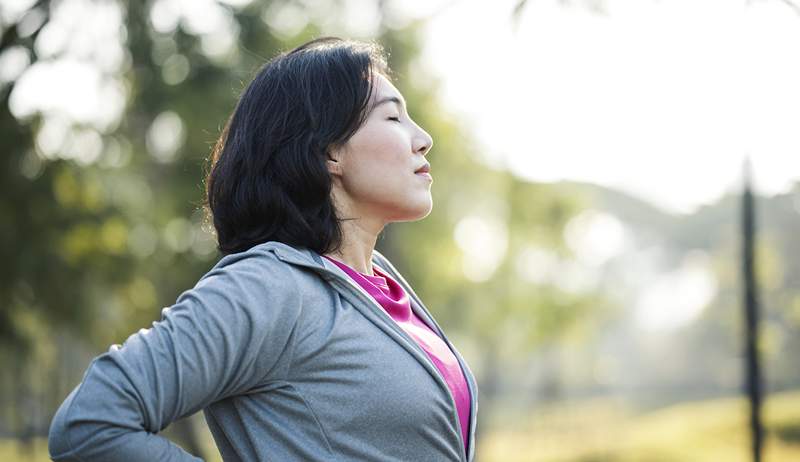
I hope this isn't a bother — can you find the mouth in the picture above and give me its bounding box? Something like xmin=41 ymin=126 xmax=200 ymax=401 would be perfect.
xmin=415 ymin=164 xmax=433 ymax=182
xmin=414 ymin=163 xmax=431 ymax=174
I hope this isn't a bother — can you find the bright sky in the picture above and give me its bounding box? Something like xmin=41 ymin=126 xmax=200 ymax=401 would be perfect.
xmin=410 ymin=0 xmax=800 ymax=215
xmin=5 ymin=0 xmax=799 ymax=216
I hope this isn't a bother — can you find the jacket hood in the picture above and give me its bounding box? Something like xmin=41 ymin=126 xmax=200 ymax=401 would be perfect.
xmin=251 ymin=240 xmax=389 ymax=283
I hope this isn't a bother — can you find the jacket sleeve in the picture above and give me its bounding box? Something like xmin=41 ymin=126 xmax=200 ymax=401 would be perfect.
xmin=48 ymin=251 xmax=302 ymax=462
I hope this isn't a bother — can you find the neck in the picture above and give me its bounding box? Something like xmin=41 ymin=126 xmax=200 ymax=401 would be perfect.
xmin=324 ymin=199 xmax=385 ymax=276
xmin=325 ymin=225 xmax=380 ymax=276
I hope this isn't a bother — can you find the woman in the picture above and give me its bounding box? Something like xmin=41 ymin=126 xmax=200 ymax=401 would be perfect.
xmin=48 ymin=37 xmax=478 ymax=462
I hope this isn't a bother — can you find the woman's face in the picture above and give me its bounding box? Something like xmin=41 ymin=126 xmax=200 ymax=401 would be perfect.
xmin=327 ymin=73 xmax=434 ymax=225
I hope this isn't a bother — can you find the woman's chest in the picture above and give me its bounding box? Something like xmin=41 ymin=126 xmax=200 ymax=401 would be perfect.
xmin=286 ymin=289 xmax=461 ymax=436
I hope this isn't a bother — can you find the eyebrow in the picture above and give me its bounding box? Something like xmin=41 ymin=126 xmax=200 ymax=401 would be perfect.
xmin=372 ymin=96 xmax=406 ymax=112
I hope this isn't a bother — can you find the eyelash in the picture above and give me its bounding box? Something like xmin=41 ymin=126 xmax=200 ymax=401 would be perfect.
xmin=388 ymin=116 xmax=400 ymax=122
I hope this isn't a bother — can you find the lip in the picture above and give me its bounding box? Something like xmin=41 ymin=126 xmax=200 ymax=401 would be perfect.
xmin=415 ymin=172 xmax=433 ymax=182
xmin=414 ymin=163 xmax=431 ymax=174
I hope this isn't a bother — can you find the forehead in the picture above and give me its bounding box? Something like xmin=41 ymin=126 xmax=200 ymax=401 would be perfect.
xmin=370 ymin=73 xmax=403 ymax=103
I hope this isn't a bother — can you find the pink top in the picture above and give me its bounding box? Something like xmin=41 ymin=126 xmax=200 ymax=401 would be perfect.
xmin=323 ymin=255 xmax=471 ymax=456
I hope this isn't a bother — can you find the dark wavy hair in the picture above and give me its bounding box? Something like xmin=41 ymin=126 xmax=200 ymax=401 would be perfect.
xmin=202 ymin=37 xmax=391 ymax=256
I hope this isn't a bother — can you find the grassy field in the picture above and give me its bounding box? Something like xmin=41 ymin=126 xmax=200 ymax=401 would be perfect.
xmin=478 ymin=389 xmax=800 ymax=461
xmin=3 ymin=390 xmax=799 ymax=461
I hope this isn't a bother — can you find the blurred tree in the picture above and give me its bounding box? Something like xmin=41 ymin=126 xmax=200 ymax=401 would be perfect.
xmin=0 ymin=0 xmax=607 ymax=456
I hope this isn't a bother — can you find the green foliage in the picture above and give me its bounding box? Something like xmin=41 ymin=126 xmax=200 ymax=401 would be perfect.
xmin=0 ymin=0 xmax=602 ymax=452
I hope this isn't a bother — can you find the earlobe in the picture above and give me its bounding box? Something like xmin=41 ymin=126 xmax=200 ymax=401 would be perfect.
xmin=326 ymin=155 xmax=341 ymax=176
xmin=326 ymin=148 xmax=344 ymax=176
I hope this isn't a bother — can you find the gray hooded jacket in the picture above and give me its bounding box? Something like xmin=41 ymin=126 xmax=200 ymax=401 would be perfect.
xmin=48 ymin=241 xmax=478 ymax=461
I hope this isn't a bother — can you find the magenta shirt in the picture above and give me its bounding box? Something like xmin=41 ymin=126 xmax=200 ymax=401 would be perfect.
xmin=323 ymin=255 xmax=471 ymax=455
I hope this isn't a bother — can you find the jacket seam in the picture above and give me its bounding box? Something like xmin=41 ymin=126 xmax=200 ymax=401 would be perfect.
xmin=279 ymin=263 xmax=334 ymax=457
xmin=282 ymin=264 xmax=304 ymax=381
xmin=284 ymin=382 xmax=335 ymax=457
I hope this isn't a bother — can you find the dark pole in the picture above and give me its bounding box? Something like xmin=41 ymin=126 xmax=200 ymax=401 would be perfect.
xmin=741 ymin=157 xmax=764 ymax=462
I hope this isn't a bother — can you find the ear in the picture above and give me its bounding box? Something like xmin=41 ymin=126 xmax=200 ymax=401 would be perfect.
xmin=326 ymin=146 xmax=344 ymax=177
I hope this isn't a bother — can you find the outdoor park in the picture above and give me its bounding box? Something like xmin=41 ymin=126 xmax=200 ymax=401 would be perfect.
xmin=1 ymin=0 xmax=800 ymax=461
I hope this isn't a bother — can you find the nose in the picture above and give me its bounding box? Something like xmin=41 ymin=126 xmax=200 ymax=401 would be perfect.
xmin=413 ymin=126 xmax=433 ymax=156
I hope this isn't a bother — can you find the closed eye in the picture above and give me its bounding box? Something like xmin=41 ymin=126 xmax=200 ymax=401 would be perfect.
xmin=387 ymin=116 xmax=400 ymax=122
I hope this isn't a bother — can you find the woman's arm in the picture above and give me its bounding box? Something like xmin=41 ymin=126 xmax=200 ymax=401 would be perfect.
xmin=48 ymin=250 xmax=302 ymax=462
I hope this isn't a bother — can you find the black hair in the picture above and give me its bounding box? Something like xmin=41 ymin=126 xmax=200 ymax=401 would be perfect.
xmin=202 ymin=37 xmax=391 ymax=256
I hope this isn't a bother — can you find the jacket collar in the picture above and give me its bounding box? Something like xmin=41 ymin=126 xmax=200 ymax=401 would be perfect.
xmin=256 ymin=242 xmax=444 ymax=338
xmin=254 ymin=241 xmax=390 ymax=286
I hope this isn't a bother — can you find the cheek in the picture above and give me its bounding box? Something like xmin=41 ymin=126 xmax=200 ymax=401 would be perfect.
xmin=341 ymin=122 xmax=414 ymax=194
xmin=353 ymin=119 xmax=407 ymax=154
xmin=345 ymin=160 xmax=401 ymax=197
xmin=349 ymin=133 xmax=406 ymax=174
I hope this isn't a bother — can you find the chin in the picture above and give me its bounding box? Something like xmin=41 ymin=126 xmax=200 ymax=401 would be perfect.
xmin=395 ymin=199 xmax=433 ymax=222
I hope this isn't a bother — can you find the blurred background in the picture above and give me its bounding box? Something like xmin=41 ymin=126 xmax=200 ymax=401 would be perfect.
xmin=1 ymin=0 xmax=799 ymax=460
